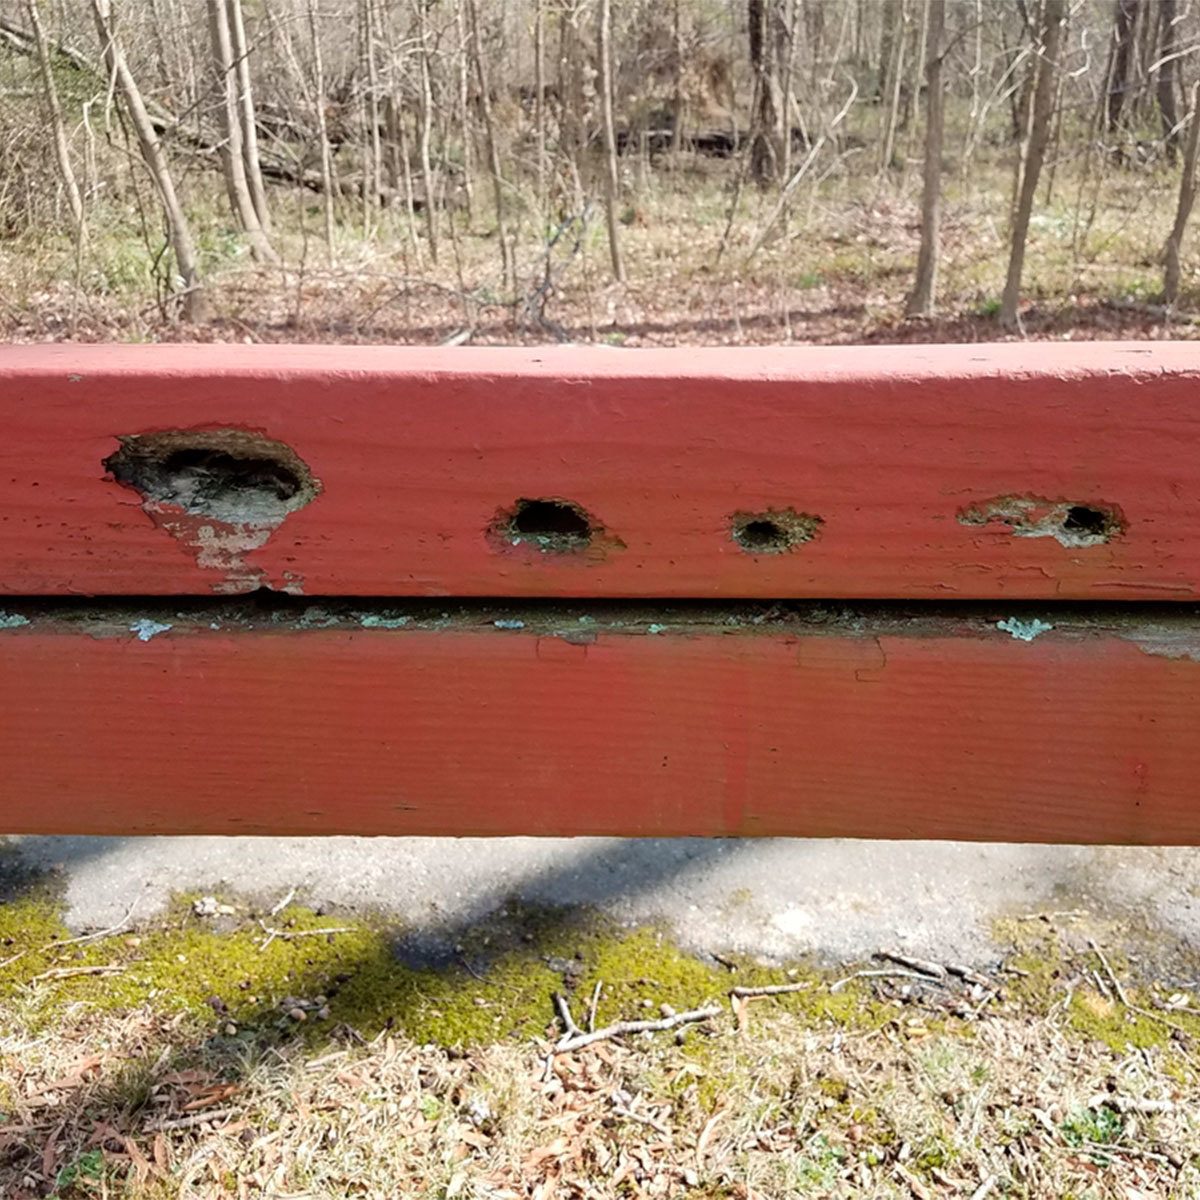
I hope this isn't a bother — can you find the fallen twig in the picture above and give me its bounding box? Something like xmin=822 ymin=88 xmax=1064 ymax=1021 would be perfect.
xmin=268 ymin=887 xmax=297 ymax=917
xmin=1088 ymin=1094 xmax=1175 ymax=1115
xmin=876 ymin=950 xmax=948 ymax=980
xmin=611 ymin=1103 xmax=670 ymax=1135
xmin=831 ymin=969 xmax=946 ymax=993
xmin=586 ymin=980 xmax=602 ymax=1033
xmin=1087 ymin=938 xmax=1131 ymax=1007
xmin=969 ymin=1176 xmax=997 ymax=1200
xmin=145 ymin=1106 xmax=240 ymax=1133
xmin=30 ymin=965 xmax=126 ymax=983
xmin=553 ymin=992 xmax=581 ymax=1040
xmin=730 ymin=982 xmax=812 ymax=999
xmin=257 ymin=921 xmax=354 ymax=951
xmin=554 ymin=1005 xmax=721 ymax=1055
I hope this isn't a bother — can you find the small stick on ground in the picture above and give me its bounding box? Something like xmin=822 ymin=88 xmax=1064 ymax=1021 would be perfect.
xmin=876 ymin=950 xmax=948 ymax=979
xmin=611 ymin=1104 xmax=670 ymax=1135
xmin=969 ymin=1176 xmax=996 ymax=1200
xmin=586 ymin=980 xmax=602 ymax=1033
xmin=831 ymin=969 xmax=948 ymax=993
xmin=554 ymin=1005 xmax=722 ymax=1055
xmin=553 ymin=992 xmax=581 ymax=1040
xmin=1087 ymin=938 xmax=1130 ymax=1007
xmin=269 ymin=887 xmax=297 ymax=917
xmin=730 ymin=982 xmax=812 ymax=999
xmin=145 ymin=1107 xmax=240 ymax=1133
xmin=257 ymin=921 xmax=354 ymax=951
xmin=30 ymin=965 xmax=126 ymax=983
xmin=946 ymin=963 xmax=997 ymax=990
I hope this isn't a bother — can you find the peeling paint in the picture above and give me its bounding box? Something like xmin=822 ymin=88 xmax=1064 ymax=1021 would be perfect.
xmin=493 ymin=618 xmax=526 ymax=630
xmin=104 ymin=430 xmax=319 ymax=594
xmin=997 ymin=617 xmax=1054 ymax=642
xmin=0 ymin=612 xmax=29 ymax=629
xmin=131 ymin=618 xmax=173 ymax=642
xmin=959 ymin=496 xmax=1123 ymax=548
xmin=647 ymin=623 xmax=668 ymax=634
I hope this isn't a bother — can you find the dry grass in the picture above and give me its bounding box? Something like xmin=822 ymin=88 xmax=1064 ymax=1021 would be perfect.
xmin=3 ymin=131 xmax=1199 ymax=349
xmin=2 ymin=898 xmax=1199 ymax=1200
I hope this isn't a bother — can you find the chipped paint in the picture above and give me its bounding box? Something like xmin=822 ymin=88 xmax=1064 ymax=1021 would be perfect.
xmin=997 ymin=617 xmax=1054 ymax=642
xmin=959 ymin=496 xmax=1123 ymax=548
xmin=0 ymin=613 xmax=29 ymax=629
xmin=493 ymin=618 xmax=526 ymax=630
xmin=131 ymin=618 xmax=173 ymax=642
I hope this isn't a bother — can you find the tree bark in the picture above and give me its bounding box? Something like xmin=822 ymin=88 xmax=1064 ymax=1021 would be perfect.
xmin=1106 ymin=0 xmax=1139 ymax=133
xmin=306 ymin=0 xmax=336 ymax=262
xmin=465 ymin=0 xmax=512 ymax=292
xmin=416 ymin=0 xmax=439 ymax=262
xmin=1164 ymin=83 xmax=1200 ymax=304
xmin=25 ymin=0 xmax=85 ymax=239
xmin=206 ymin=0 xmax=276 ymax=261
xmin=226 ymin=0 xmax=272 ymax=231
xmin=91 ymin=0 xmax=205 ymax=321
xmin=906 ymin=0 xmax=944 ymax=317
xmin=598 ymin=0 xmax=626 ymax=281
xmin=748 ymin=0 xmax=782 ymax=186
xmin=1156 ymin=0 xmax=1180 ymax=161
xmin=1000 ymin=0 xmax=1064 ymax=328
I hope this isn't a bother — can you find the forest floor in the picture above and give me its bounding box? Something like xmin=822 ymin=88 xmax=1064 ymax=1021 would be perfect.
xmin=3 ymin=148 xmax=1199 ymax=348
xmin=1 ymin=864 xmax=1199 ymax=1200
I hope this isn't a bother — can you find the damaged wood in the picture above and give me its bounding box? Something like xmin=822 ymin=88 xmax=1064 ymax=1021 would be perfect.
xmin=2 ymin=342 xmax=1200 ymax=598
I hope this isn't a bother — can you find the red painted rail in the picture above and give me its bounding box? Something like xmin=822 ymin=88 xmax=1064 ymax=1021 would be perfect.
xmin=2 ymin=342 xmax=1199 ymax=842
xmin=1 ymin=342 xmax=1199 ymax=599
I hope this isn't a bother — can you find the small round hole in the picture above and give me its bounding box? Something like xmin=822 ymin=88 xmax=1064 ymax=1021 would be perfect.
xmin=736 ymin=519 xmax=788 ymax=552
xmin=731 ymin=508 xmax=822 ymax=554
xmin=1062 ymin=505 xmax=1108 ymax=538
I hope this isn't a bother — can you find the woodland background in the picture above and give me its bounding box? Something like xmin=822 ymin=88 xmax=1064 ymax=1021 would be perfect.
xmin=2 ymin=0 xmax=1200 ymax=344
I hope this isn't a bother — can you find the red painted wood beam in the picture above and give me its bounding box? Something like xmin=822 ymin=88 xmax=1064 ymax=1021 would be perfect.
xmin=0 ymin=608 xmax=1196 ymax=842
xmin=3 ymin=342 xmax=1200 ymax=599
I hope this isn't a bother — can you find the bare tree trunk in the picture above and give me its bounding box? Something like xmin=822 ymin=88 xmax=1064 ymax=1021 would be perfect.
xmin=91 ymin=0 xmax=205 ymax=321
xmin=671 ymin=0 xmax=684 ymax=154
xmin=360 ymin=0 xmax=382 ymax=228
xmin=465 ymin=0 xmax=513 ymax=292
xmin=306 ymin=0 xmax=336 ymax=262
xmin=416 ymin=1 xmax=438 ymax=261
xmin=535 ymin=0 xmax=548 ymax=217
xmin=207 ymin=0 xmax=276 ymax=261
xmin=1164 ymin=83 xmax=1200 ymax=303
xmin=906 ymin=0 xmax=944 ymax=317
xmin=880 ymin=0 xmax=907 ymax=173
xmin=1157 ymin=0 xmax=1180 ymax=161
xmin=226 ymin=0 xmax=271 ymax=231
xmin=1000 ymin=0 xmax=1065 ymax=327
xmin=1107 ymin=0 xmax=1139 ymax=133
xmin=25 ymin=0 xmax=85 ymax=240
xmin=597 ymin=0 xmax=625 ymax=281
xmin=748 ymin=0 xmax=782 ymax=185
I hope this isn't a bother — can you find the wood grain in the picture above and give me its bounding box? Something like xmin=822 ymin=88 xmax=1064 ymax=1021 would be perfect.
xmin=3 ymin=342 xmax=1200 ymax=598
xmin=1 ymin=609 xmax=1197 ymax=842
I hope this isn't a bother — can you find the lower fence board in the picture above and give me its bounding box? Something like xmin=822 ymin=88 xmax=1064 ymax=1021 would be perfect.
xmin=1 ymin=607 xmax=1198 ymax=843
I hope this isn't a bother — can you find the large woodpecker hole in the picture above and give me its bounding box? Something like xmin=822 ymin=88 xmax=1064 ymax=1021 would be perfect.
xmin=105 ymin=430 xmax=319 ymax=526
xmin=502 ymin=498 xmax=595 ymax=552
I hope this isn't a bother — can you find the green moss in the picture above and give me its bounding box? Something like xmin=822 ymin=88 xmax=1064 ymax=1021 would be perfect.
xmin=0 ymin=888 xmax=902 ymax=1068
